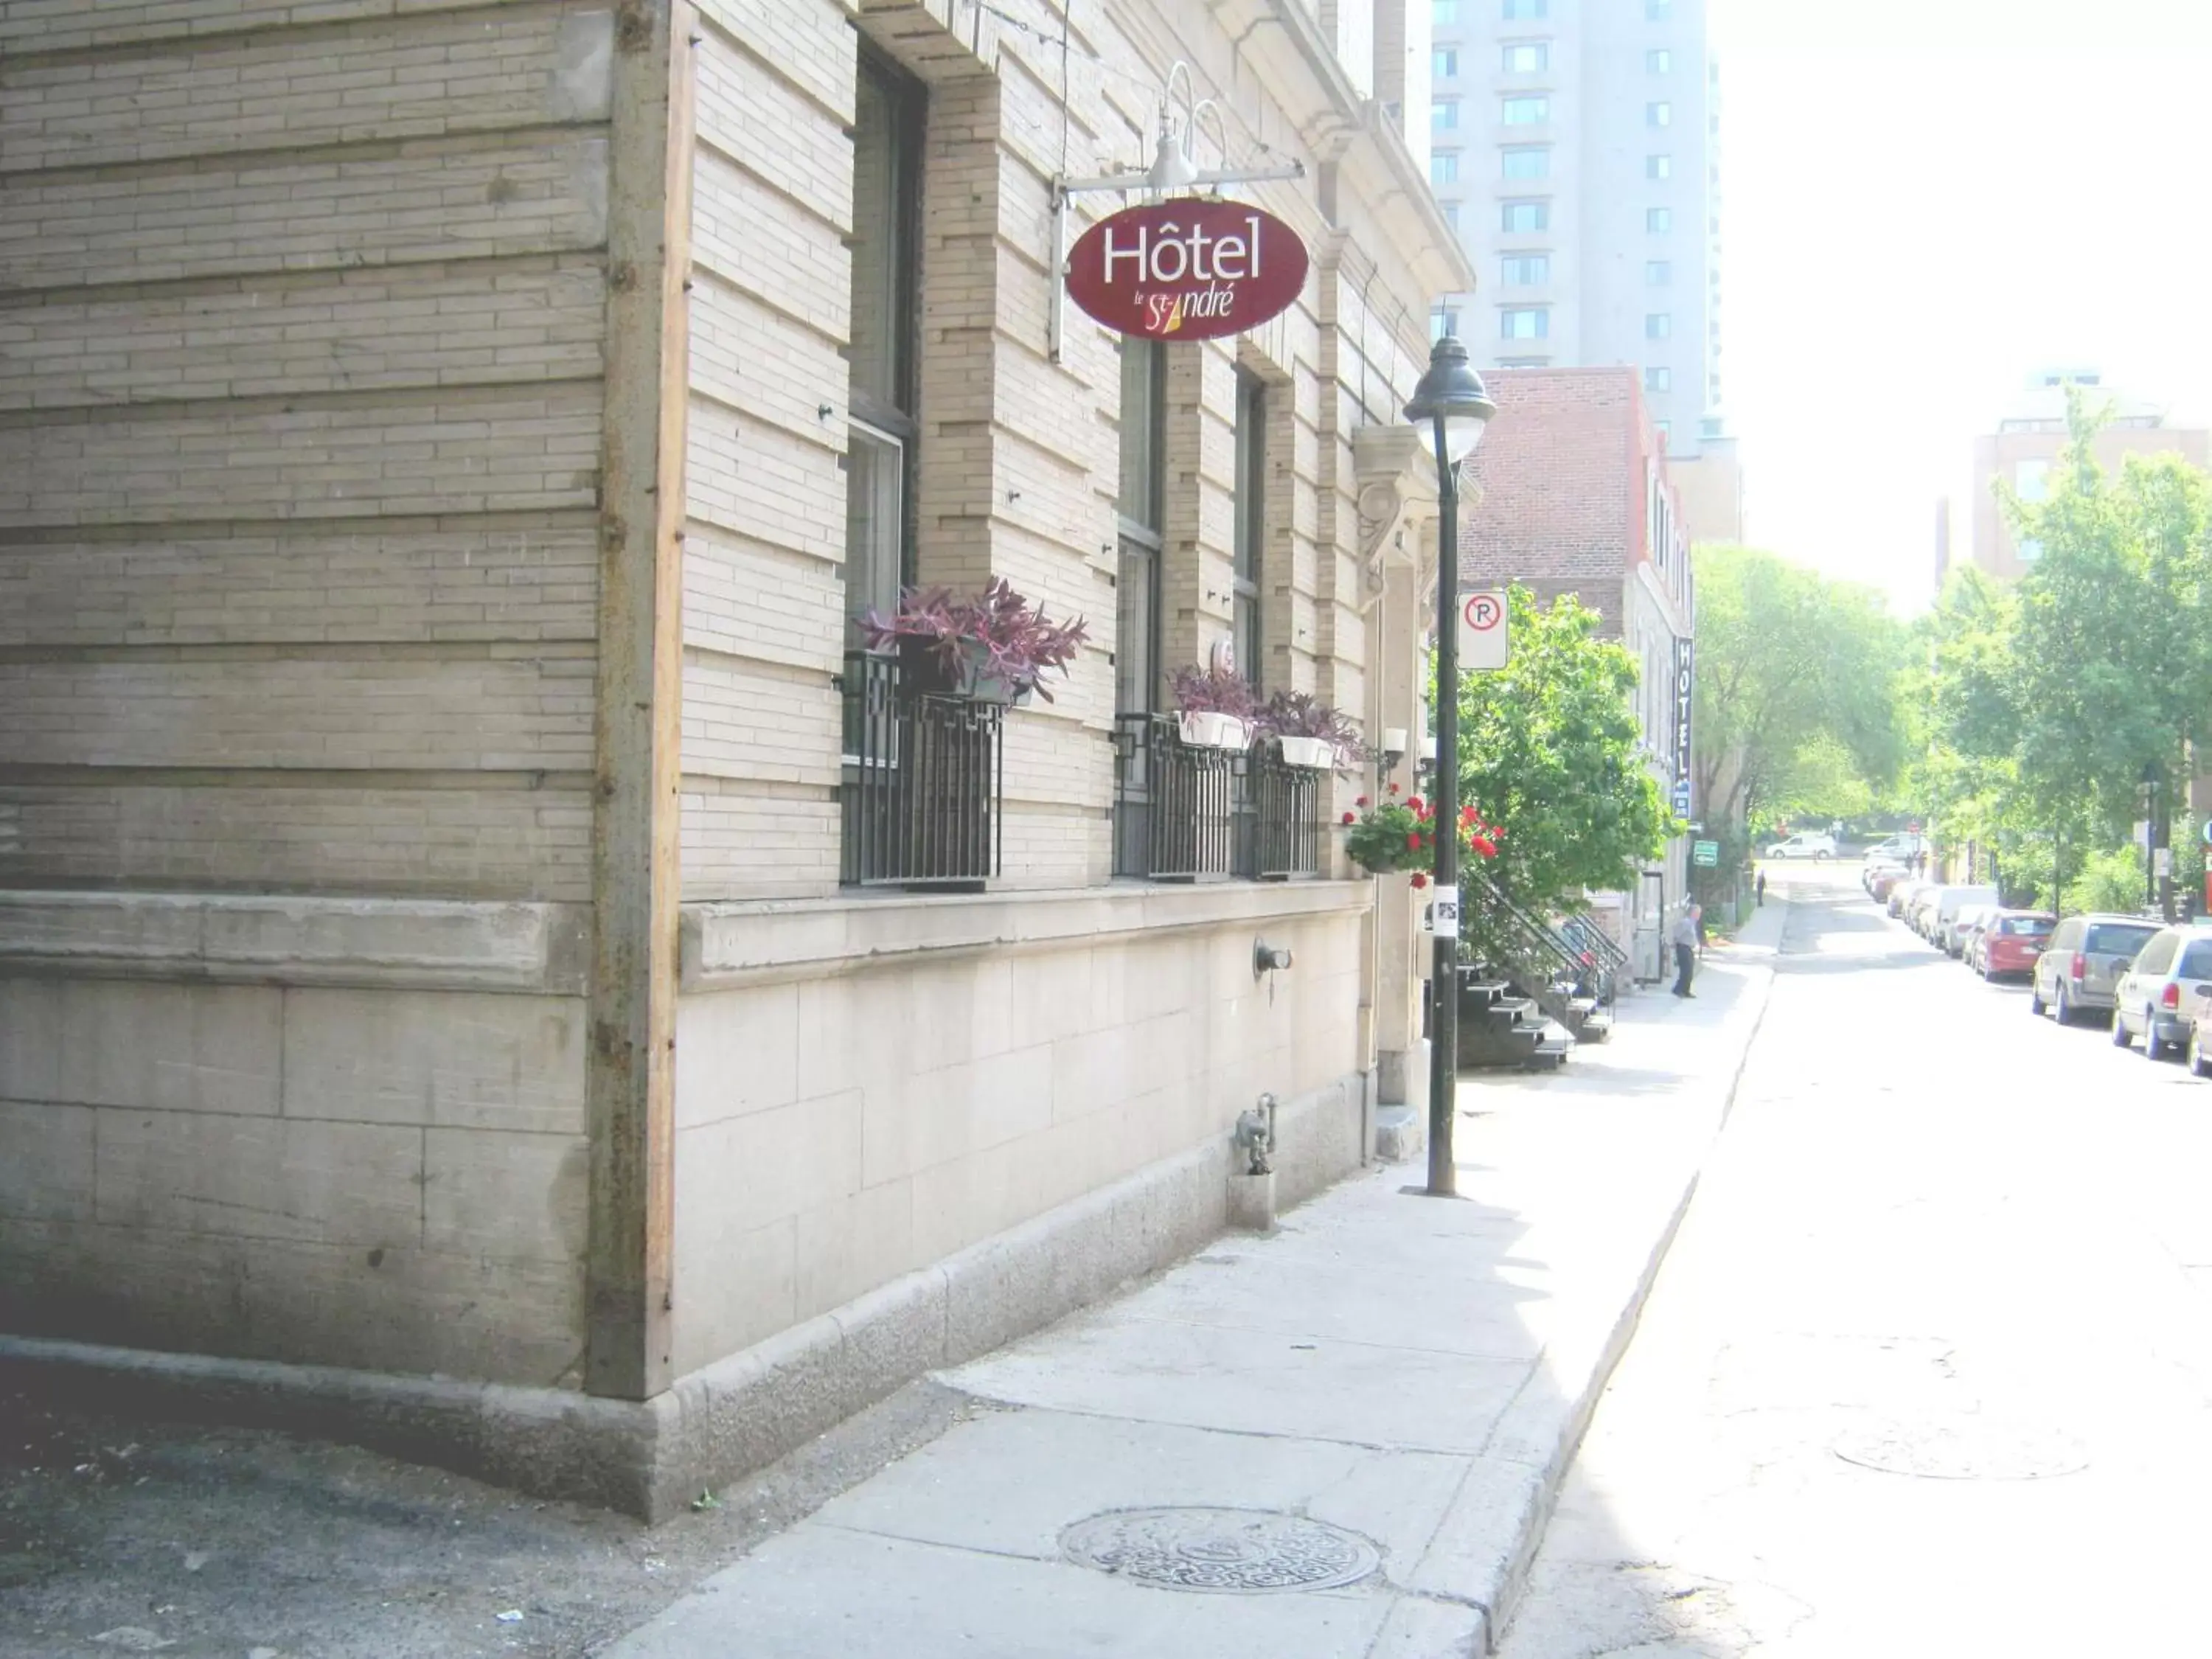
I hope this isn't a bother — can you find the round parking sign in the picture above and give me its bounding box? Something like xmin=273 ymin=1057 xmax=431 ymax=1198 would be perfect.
xmin=1457 ymin=590 xmax=1509 ymax=671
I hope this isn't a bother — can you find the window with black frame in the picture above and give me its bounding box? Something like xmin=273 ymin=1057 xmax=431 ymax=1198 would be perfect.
xmin=1113 ymin=340 xmax=1225 ymax=877
xmin=1115 ymin=338 xmax=1164 ymax=720
xmin=844 ymin=49 xmax=919 ymax=644
xmin=838 ymin=51 xmax=1000 ymax=888
xmin=1233 ymin=369 xmax=1266 ymax=689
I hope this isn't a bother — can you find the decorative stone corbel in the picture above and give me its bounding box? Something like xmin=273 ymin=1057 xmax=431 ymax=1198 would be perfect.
xmin=1352 ymin=425 xmax=1440 ymax=614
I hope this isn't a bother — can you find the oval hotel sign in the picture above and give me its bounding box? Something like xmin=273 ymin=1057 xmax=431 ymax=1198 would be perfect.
xmin=1065 ymin=200 xmax=1307 ymax=341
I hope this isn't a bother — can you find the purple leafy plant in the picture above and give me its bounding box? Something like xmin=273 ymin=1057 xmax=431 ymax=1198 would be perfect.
xmin=1169 ymin=664 xmax=1260 ymax=719
xmin=1252 ymin=689 xmax=1368 ymax=768
xmin=860 ymin=578 xmax=1088 ymax=702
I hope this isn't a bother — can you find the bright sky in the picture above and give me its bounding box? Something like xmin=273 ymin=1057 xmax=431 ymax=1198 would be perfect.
xmin=1711 ymin=0 xmax=2212 ymax=615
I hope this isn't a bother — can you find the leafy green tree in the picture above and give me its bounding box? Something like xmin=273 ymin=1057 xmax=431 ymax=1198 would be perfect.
xmin=1907 ymin=395 xmax=2212 ymax=911
xmin=2005 ymin=397 xmax=2212 ymax=855
xmin=2067 ymin=845 xmax=2149 ymax=917
xmin=1691 ymin=545 xmax=1911 ymax=835
xmin=1447 ymin=585 xmax=1675 ymax=918
xmin=1910 ymin=565 xmax=2061 ymax=886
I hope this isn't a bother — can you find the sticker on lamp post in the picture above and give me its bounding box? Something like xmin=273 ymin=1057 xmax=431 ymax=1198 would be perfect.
xmin=1065 ymin=200 xmax=1309 ymax=341
xmin=1430 ymin=885 xmax=1461 ymax=940
xmin=1458 ymin=591 xmax=1509 ymax=672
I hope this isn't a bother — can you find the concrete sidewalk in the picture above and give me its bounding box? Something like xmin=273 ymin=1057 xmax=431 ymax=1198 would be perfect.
xmin=605 ymin=906 xmax=1784 ymax=1658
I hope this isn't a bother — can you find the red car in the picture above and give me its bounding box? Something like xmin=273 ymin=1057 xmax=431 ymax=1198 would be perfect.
xmin=1975 ymin=910 xmax=2056 ymax=980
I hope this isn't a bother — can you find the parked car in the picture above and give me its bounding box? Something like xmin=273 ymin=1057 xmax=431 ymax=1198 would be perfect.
xmin=1972 ymin=910 xmax=2054 ymax=978
xmin=1865 ymin=833 xmax=1928 ymax=863
xmin=1888 ymin=879 xmax=1929 ymax=919
xmin=1863 ymin=856 xmax=1907 ymax=891
xmin=1909 ymin=886 xmax=1950 ymax=939
xmin=2185 ymin=990 xmax=2212 ymax=1077
xmin=1764 ymin=832 xmax=1837 ymax=860
xmin=2030 ymin=914 xmax=2164 ymax=1024
xmin=1871 ymin=867 xmax=1912 ymax=902
xmin=1934 ymin=886 xmax=2000 ymax=953
xmin=1949 ymin=902 xmax=2000 ymax=960
xmin=2110 ymin=925 xmax=2212 ymax=1060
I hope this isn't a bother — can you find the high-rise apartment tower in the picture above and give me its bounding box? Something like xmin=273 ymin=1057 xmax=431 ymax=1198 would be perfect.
xmin=1428 ymin=0 xmax=1719 ymax=456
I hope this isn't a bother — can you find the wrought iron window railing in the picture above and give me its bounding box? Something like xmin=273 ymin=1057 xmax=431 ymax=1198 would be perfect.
xmin=1242 ymin=746 xmax=1321 ymax=880
xmin=1112 ymin=714 xmax=1321 ymax=882
xmin=839 ymin=650 xmax=1004 ymax=889
xmin=1113 ymin=714 xmax=1238 ymax=879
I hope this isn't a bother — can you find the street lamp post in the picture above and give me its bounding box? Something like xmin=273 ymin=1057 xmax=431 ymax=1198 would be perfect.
xmin=1404 ymin=335 xmax=1497 ymax=1200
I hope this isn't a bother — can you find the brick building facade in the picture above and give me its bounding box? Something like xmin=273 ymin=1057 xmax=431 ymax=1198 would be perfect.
xmin=0 ymin=0 xmax=1470 ymax=1512
xmin=1456 ymin=366 xmax=1694 ymax=978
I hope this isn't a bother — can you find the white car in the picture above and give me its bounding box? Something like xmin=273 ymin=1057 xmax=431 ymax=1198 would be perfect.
xmin=1764 ymin=832 xmax=1838 ymax=860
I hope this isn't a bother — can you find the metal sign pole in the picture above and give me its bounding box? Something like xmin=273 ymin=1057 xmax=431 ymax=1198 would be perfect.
xmin=1426 ymin=416 xmax=1461 ymax=1200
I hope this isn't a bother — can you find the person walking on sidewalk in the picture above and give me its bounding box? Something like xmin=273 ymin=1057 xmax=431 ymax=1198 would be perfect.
xmin=1669 ymin=903 xmax=1701 ymax=998
xmin=1756 ymin=870 xmax=1767 ymax=907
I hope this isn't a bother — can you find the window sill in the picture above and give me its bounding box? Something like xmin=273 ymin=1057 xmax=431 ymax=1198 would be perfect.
xmin=680 ymin=880 xmax=1371 ymax=991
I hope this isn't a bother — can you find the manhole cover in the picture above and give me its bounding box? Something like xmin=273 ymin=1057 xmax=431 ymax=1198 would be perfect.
xmin=1060 ymin=1506 xmax=1379 ymax=1593
xmin=1832 ymin=1417 xmax=2088 ymax=1481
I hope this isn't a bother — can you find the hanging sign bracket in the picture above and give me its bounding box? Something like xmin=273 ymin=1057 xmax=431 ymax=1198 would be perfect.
xmin=1046 ymin=63 xmax=1306 ymax=363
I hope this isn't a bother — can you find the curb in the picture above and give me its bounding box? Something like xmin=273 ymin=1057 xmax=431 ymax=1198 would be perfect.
xmin=1415 ymin=948 xmax=1781 ymax=1653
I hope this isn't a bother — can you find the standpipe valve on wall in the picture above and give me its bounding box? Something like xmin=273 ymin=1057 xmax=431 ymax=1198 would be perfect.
xmin=1254 ymin=938 xmax=1293 ymax=1006
xmin=1233 ymin=1093 xmax=1278 ymax=1177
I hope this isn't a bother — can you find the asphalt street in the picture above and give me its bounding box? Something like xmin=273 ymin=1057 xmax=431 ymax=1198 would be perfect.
xmin=1498 ymin=862 xmax=2212 ymax=1657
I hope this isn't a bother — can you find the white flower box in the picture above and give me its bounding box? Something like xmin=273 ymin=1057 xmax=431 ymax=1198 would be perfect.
xmin=1178 ymin=711 xmax=1252 ymax=750
xmin=1276 ymin=736 xmax=1336 ymax=770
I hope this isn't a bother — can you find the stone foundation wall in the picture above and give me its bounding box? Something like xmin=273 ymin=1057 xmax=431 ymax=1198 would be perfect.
xmin=667 ymin=883 xmax=1370 ymax=1377
xmin=0 ymin=894 xmax=591 ymax=1385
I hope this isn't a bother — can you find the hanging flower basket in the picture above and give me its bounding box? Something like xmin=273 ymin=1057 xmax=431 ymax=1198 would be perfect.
xmin=1276 ymin=735 xmax=1336 ymax=770
xmin=1339 ymin=785 xmax=1502 ymax=883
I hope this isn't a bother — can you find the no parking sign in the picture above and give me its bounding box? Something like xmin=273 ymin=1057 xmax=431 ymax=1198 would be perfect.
xmin=1458 ymin=590 xmax=1509 ymax=672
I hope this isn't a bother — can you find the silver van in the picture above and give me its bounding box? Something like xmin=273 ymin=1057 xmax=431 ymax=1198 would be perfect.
xmin=2111 ymin=925 xmax=2212 ymax=1060
xmin=2031 ymin=913 xmax=2163 ymax=1024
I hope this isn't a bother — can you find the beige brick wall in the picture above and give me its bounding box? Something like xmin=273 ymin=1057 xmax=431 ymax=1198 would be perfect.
xmin=0 ymin=1 xmax=612 ymax=1382
xmin=0 ymin=5 xmax=611 ymax=897
xmin=0 ymin=0 xmax=1459 ymax=1401
xmin=669 ymin=0 xmax=1436 ymax=902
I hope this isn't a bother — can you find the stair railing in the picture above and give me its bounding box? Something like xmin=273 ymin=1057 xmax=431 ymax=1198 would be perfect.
xmin=1458 ymin=869 xmax=1600 ymax=1029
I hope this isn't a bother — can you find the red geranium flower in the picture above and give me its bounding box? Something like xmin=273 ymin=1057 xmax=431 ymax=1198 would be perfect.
xmin=1405 ymin=832 xmax=1422 ymax=852
xmin=1341 ymin=811 xmax=1356 ymax=825
xmin=1408 ymin=797 xmax=1425 ymax=813
xmin=1355 ymin=796 xmax=1370 ymax=808
xmin=1388 ymin=782 xmax=1402 ymax=795
xmin=1411 ymin=872 xmax=1430 ymax=889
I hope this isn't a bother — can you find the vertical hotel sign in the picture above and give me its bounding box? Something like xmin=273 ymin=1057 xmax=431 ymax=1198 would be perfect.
xmin=1064 ymin=201 xmax=1309 ymax=341
xmin=1671 ymin=636 xmax=1695 ymax=819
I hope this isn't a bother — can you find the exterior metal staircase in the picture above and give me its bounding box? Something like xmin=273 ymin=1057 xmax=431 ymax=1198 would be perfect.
xmin=1450 ymin=872 xmax=1624 ymax=1069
